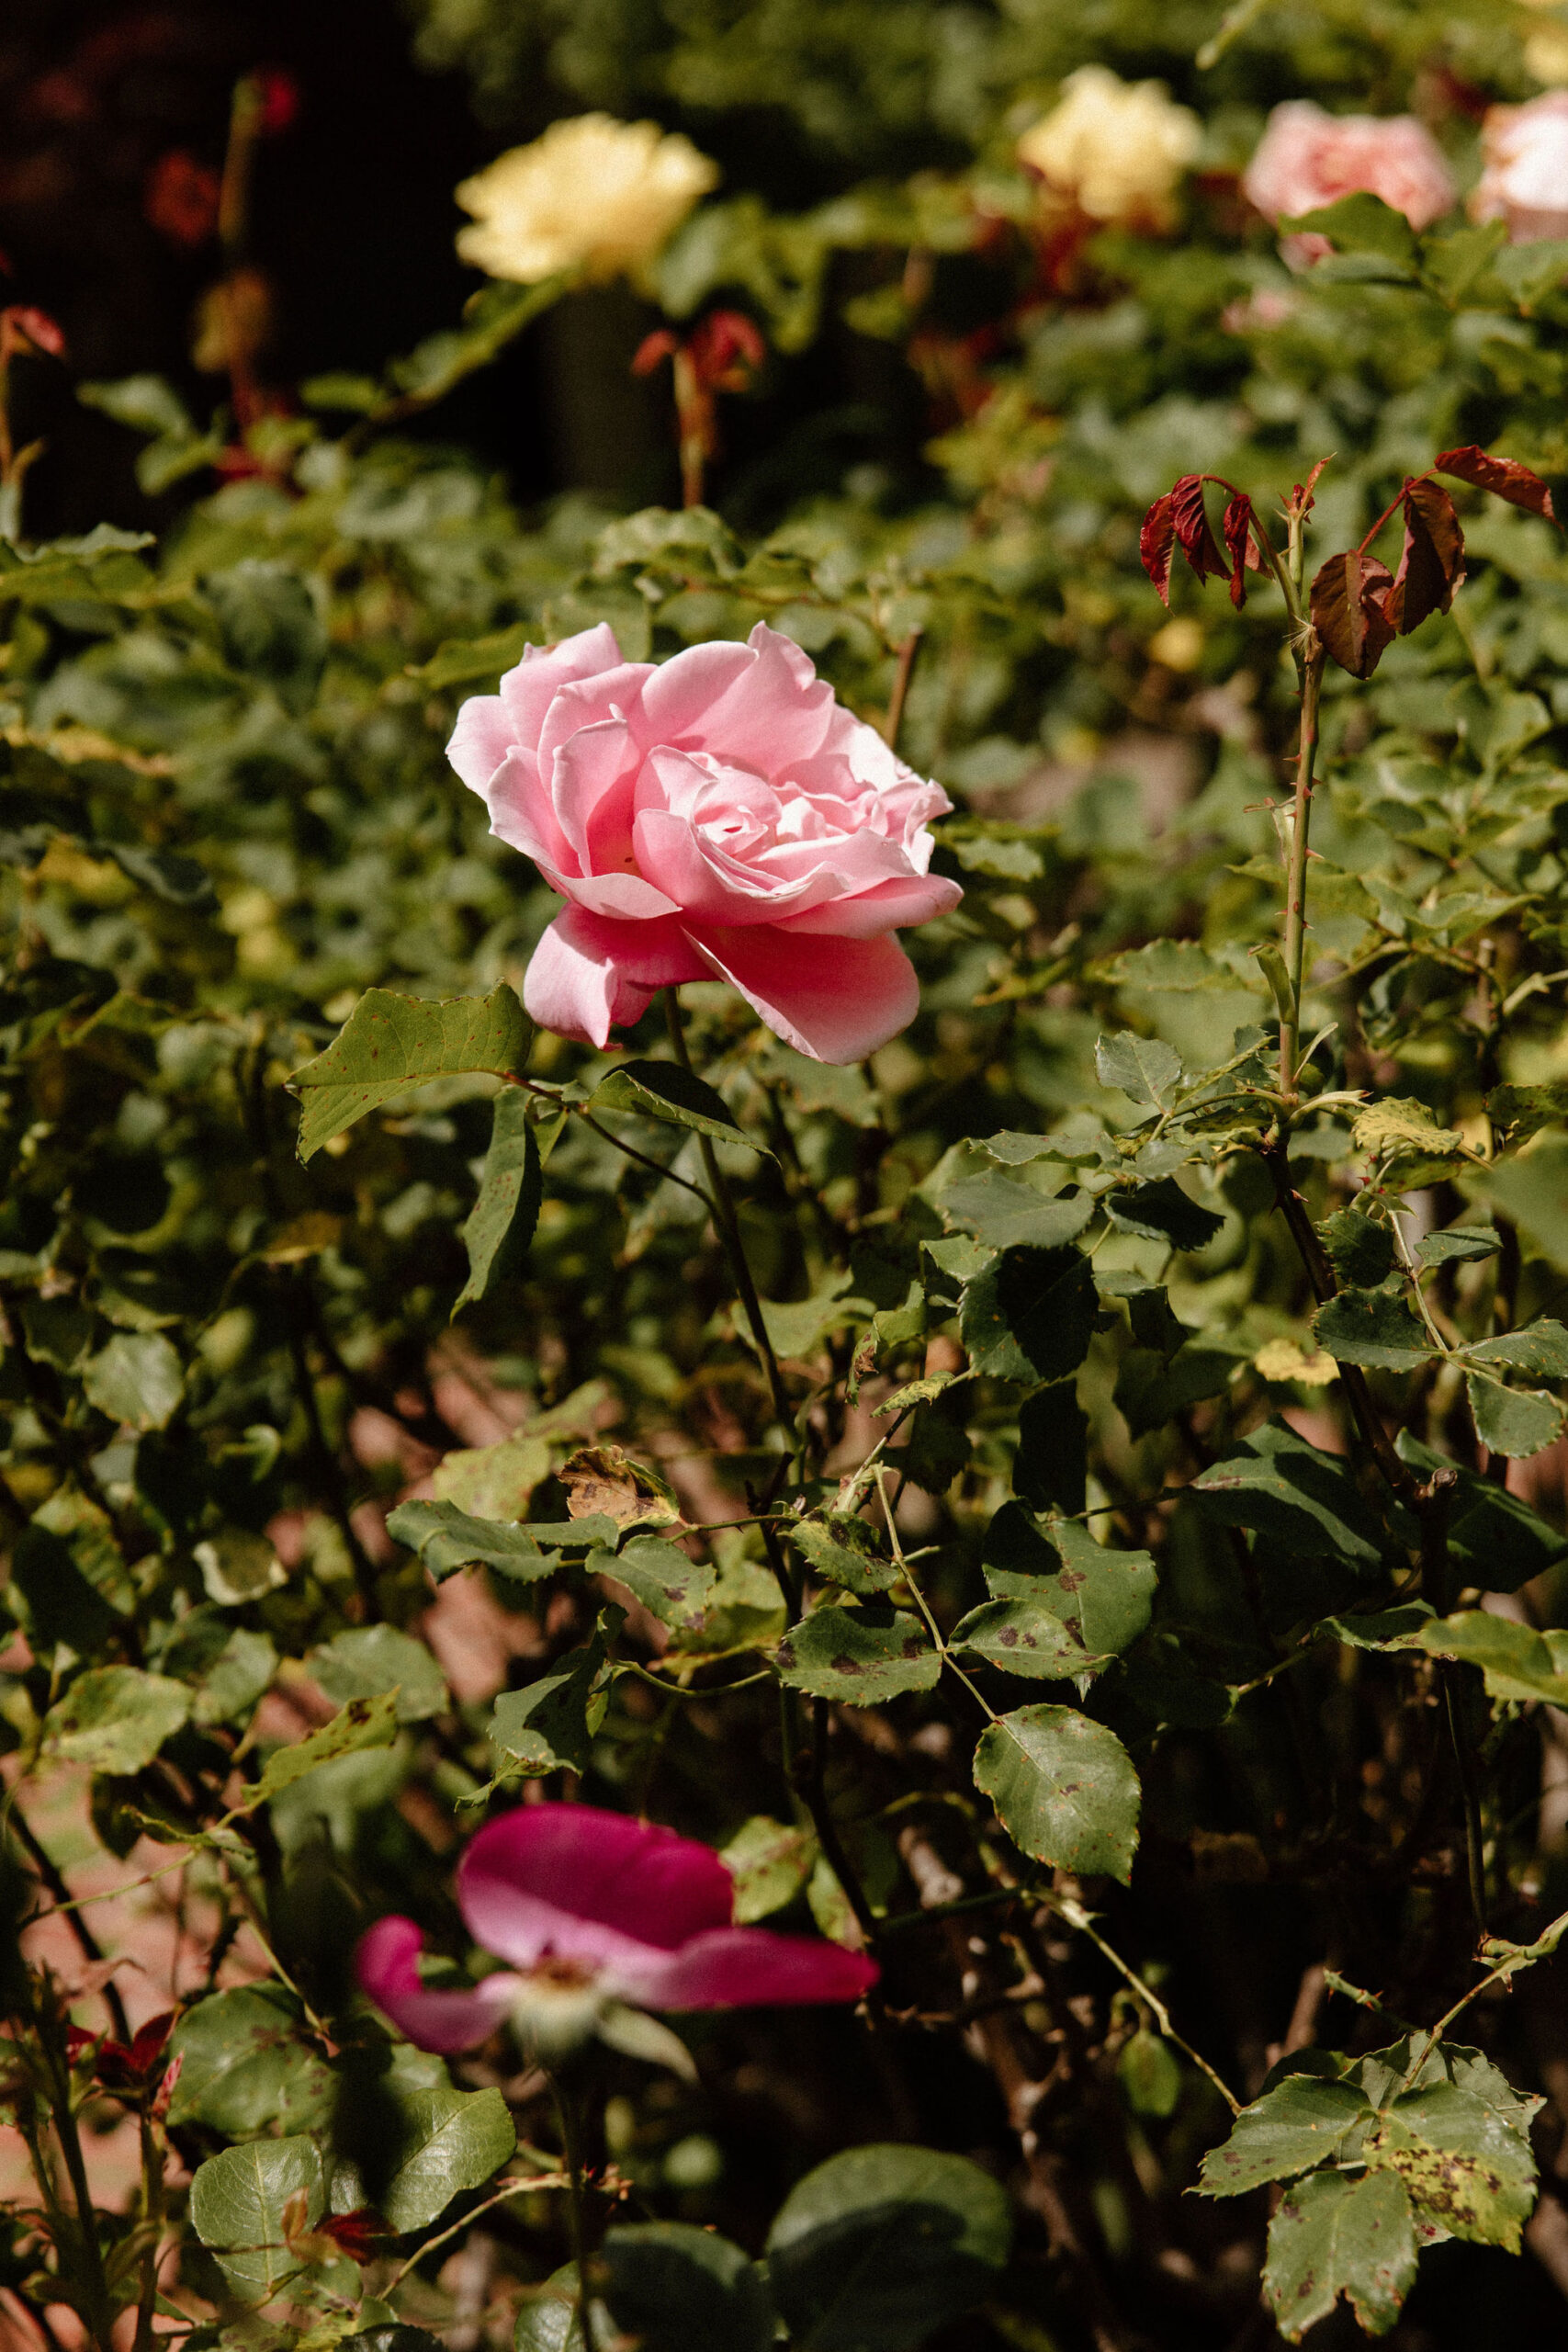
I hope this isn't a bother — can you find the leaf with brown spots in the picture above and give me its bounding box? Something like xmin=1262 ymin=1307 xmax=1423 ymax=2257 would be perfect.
xmin=774 ymin=1603 xmax=940 ymax=1702
xmin=1363 ymin=2082 xmax=1538 ymax=2252
xmin=1197 ymin=2074 xmax=1372 ymax=2197
xmin=1264 ymin=2168 xmax=1416 ymax=2341
xmin=973 ymin=1702 xmax=1140 ymax=1881
xmin=559 ymin=1443 xmax=682 ymax=1529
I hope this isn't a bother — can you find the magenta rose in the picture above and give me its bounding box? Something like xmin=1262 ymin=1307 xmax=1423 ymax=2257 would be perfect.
xmin=357 ymin=1803 xmax=876 ymax=2058
xmin=447 ymin=621 xmax=962 ymax=1064
xmin=1242 ymin=102 xmax=1456 ymax=266
xmin=1472 ymin=94 xmax=1568 ymax=246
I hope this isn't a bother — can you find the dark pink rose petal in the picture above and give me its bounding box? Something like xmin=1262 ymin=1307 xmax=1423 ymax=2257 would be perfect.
xmin=457 ymin=1804 xmax=737 ymax=1969
xmin=640 ymin=1925 xmax=879 ymax=2009
xmin=356 ymin=1917 xmax=521 ymax=2053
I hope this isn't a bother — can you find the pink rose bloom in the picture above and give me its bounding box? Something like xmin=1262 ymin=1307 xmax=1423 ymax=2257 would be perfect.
xmin=447 ymin=621 xmax=962 ymax=1064
xmin=1472 ymin=93 xmax=1568 ymax=245
xmin=1242 ymin=101 xmax=1456 ymax=266
xmin=357 ymin=1803 xmax=877 ymax=2056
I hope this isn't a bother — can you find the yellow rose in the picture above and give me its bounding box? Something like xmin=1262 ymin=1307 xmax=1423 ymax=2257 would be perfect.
xmin=1017 ymin=66 xmax=1201 ymax=229
xmin=455 ymin=114 xmax=719 ymax=286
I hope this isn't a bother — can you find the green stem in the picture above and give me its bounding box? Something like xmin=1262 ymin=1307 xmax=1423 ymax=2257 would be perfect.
xmin=1279 ymin=647 xmax=1325 ymax=1102
xmin=661 ymin=989 xmax=794 ymax=1432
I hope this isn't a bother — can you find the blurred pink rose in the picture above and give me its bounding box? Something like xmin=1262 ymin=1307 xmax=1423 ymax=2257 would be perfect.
xmin=449 ymin=622 xmax=962 ymax=1062
xmin=1472 ymin=93 xmax=1568 ymax=244
xmin=357 ymin=1803 xmax=876 ymax=2056
xmin=1242 ymin=101 xmax=1456 ymax=266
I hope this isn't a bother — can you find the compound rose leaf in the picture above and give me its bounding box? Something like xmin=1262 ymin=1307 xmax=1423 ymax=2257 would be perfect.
xmin=1435 ymin=445 xmax=1556 ymax=524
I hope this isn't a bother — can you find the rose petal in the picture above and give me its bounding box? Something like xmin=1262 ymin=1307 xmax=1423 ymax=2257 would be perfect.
xmin=458 ymin=1804 xmax=736 ymax=1969
xmin=446 ymin=695 xmax=515 ymax=798
xmin=497 ymin=624 xmax=625 ymax=748
xmin=355 ymin=1917 xmax=521 ymax=2054
xmin=638 ymin=1925 xmax=879 ymax=2010
xmin=777 ymin=872 xmax=964 ymax=937
xmin=691 ymin=925 xmax=920 ymax=1062
xmin=637 ymin=638 xmax=759 ymax=743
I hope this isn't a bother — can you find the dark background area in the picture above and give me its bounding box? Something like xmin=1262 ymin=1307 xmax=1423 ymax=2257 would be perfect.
xmin=0 ymin=0 xmax=927 ymax=541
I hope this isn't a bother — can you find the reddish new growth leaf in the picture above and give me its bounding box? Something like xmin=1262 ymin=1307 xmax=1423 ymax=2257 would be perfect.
xmin=1436 ymin=445 xmax=1556 ymax=524
xmin=1170 ymin=475 xmax=1229 ymax=587
xmin=1387 ymin=478 xmax=1465 ymax=636
xmin=93 ymin=2010 xmax=176 ymax=2095
xmin=1140 ymin=493 xmax=1177 ymax=605
xmin=1223 ymin=494 xmax=1266 ymax=610
xmin=2 ymin=306 xmax=65 ymax=360
xmin=1311 ymin=548 xmax=1396 ymax=679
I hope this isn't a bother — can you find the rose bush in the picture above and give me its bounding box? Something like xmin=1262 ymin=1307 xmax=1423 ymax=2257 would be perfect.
xmin=447 ymin=619 xmax=963 ymax=1059
xmin=1241 ymin=99 xmax=1457 ymax=264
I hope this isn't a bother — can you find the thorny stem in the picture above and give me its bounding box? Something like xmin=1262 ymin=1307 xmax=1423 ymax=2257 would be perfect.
xmin=382 ymin=2166 xmax=570 ymax=2294
xmin=661 ymin=989 xmax=795 ymax=1433
xmin=551 ymin=2077 xmax=599 ymax=2352
xmin=1047 ymin=1895 xmax=1242 ymax=2117
xmin=1279 ymin=646 xmax=1325 ymax=1102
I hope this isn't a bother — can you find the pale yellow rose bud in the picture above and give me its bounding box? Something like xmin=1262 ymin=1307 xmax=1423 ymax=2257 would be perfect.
xmin=1017 ymin=66 xmax=1201 ymax=230
xmin=455 ymin=113 xmax=720 ymax=286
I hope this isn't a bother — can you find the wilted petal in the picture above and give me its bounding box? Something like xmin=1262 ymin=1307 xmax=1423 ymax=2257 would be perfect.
xmin=355 ymin=1917 xmax=522 ymax=2054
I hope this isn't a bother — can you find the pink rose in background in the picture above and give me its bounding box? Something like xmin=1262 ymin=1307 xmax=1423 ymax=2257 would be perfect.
xmin=1472 ymin=94 xmax=1568 ymax=245
xmin=448 ymin=621 xmax=962 ymax=1064
xmin=1242 ymin=101 xmax=1457 ymax=266
xmin=357 ymin=1804 xmax=876 ymax=2057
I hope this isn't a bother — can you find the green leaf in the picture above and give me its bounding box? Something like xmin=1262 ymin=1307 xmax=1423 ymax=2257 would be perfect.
xmin=1119 ymin=2029 xmax=1182 ymax=2119
xmin=787 ymin=1512 xmax=897 ymax=1594
xmin=1320 ymin=1210 xmax=1396 ymax=1288
xmin=1313 ymin=1283 xmax=1435 ymax=1370
xmin=1365 ymin=2082 xmax=1537 ymax=2252
xmin=721 ymin=1815 xmax=818 ymax=1922
xmin=456 ymin=1090 xmax=542 ymax=1310
xmin=1465 ymin=1317 xmax=1568 ymax=1378
xmin=168 ymin=1986 xmax=334 ymax=2136
xmin=1417 ymin=1226 xmax=1501 ymax=1268
xmin=289 ymin=984 xmax=530 ymax=1160
xmin=1284 ymin=191 xmax=1417 ymax=266
xmin=1103 ymin=1178 xmax=1224 ymax=1253
xmin=951 ymin=1598 xmax=1098 ymax=1680
xmin=488 ymin=1615 xmax=617 ymax=1778
xmin=514 ymin=2267 xmax=606 ymax=2352
xmin=1095 ymin=1032 xmax=1182 ymax=1111
xmin=1323 ymin=1603 xmax=1435 ymax=1651
xmin=591 ymin=1057 xmax=760 ymax=1150
xmin=602 ymin=2223 xmax=775 ymax=2352
xmin=406 ymin=619 xmax=537 ymax=690
xmin=981 ymin=1506 xmax=1156 ymax=1661
xmin=898 ymin=1398 xmax=974 ymax=1493
xmin=1416 ymin=1610 xmax=1568 ymax=1706
xmin=1015 ymin=1383 xmax=1087 ymax=1514
xmin=1263 ymin=2169 xmax=1416 ymax=2341
xmin=765 ymin=2143 xmax=1011 ymax=2352
xmin=774 ymin=1604 xmax=941 ymax=1703
xmin=378 ymin=2084 xmax=517 ymax=2233
xmin=973 ymin=1704 xmax=1140 ymax=1882
xmin=592 ymin=1533 xmax=715 ymax=1628
xmin=1189 ymin=1420 xmax=1385 ymax=1570
xmin=308 ymin=1625 xmax=449 ymax=1724
xmin=960 ymin=1244 xmax=1098 ymax=1385
xmin=942 ymin=1169 xmax=1091 ymax=1250
xmin=1396 ymin=1433 xmax=1568 ymax=1588
xmin=253 ymin=1690 xmax=400 ymax=1803
xmin=1113 ymin=1340 xmax=1241 ymax=1440
xmin=387 ymin=1498 xmax=619 ymax=1581
xmin=1466 ymin=1373 xmax=1564 ymax=1459
xmin=42 ymin=1667 xmax=189 ymax=1774
xmin=188 ymin=2132 xmax=324 ymax=2300
xmin=1198 ymin=2075 xmax=1372 ymax=2196
xmin=82 ymin=1331 xmax=184 ymax=1430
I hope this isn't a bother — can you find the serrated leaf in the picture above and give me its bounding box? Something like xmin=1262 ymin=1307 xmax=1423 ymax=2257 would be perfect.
xmin=82 ymin=1331 xmax=183 ymax=1430
xmin=974 ymin=1704 xmax=1139 ymax=1881
xmin=774 ymin=1604 xmax=940 ymax=1703
xmin=1311 ymin=548 xmax=1395 ymax=678
xmin=1264 ymin=2169 xmax=1416 ymax=2341
xmin=592 ymin=1533 xmax=714 ymax=1627
xmin=952 ymin=1598 xmax=1098 ymax=1680
xmin=1416 ymin=1609 xmax=1568 ymax=1707
xmin=960 ymin=1243 xmax=1098 ymax=1385
xmin=721 ymin=1815 xmax=818 ymax=1922
xmin=981 ymin=1505 xmax=1156 ymax=1662
xmin=456 ymin=1090 xmax=542 ymax=1310
xmin=309 ymin=1625 xmax=449 ymax=1723
xmin=169 ymin=1986 xmax=334 ymax=2137
xmin=1314 ymin=1283 xmax=1435 ymax=1370
xmin=1465 ymin=1317 xmax=1568 ymax=1379
xmin=1417 ymin=1226 xmax=1501 ymax=1268
xmin=1095 ymin=1031 xmax=1182 ymax=1111
xmin=765 ymin=2143 xmax=1010 ymax=2352
xmin=1352 ymin=1099 xmax=1464 ymax=1160
xmin=603 ymin=2223 xmax=775 ymax=2352
xmin=1436 ymin=443 xmax=1557 ymax=523
xmin=1103 ymin=1176 xmax=1224 ymax=1253
xmin=1467 ymin=1373 xmax=1564 ymax=1459
xmin=1189 ymin=1420 xmax=1384 ymax=1569
xmin=942 ymin=1169 xmax=1091 ymax=1250
xmin=487 ymin=1615 xmax=617 ymax=1778
xmin=378 ymin=2085 xmax=517 ymax=2233
xmin=591 ymin=1057 xmax=761 ymax=1150
xmin=787 ymin=1513 xmax=898 ymax=1594
xmin=1364 ymin=2082 xmax=1537 ymax=2252
xmin=1321 ymin=1209 xmax=1396 ymax=1287
xmin=1197 ymin=2075 xmax=1372 ymax=2196
xmin=289 ymin=984 xmax=530 ymax=1159
xmin=253 ymin=1690 xmax=400 ymax=1803
xmin=386 ymin=1498 xmax=619 ymax=1581
xmin=42 ymin=1666 xmax=190 ymax=1774
xmin=189 ymin=2133 xmax=324 ymax=2300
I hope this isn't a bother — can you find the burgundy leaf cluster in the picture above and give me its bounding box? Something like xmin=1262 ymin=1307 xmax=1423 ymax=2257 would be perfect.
xmin=1310 ymin=447 xmax=1555 ymax=679
xmin=1141 ymin=475 xmax=1265 ymax=610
